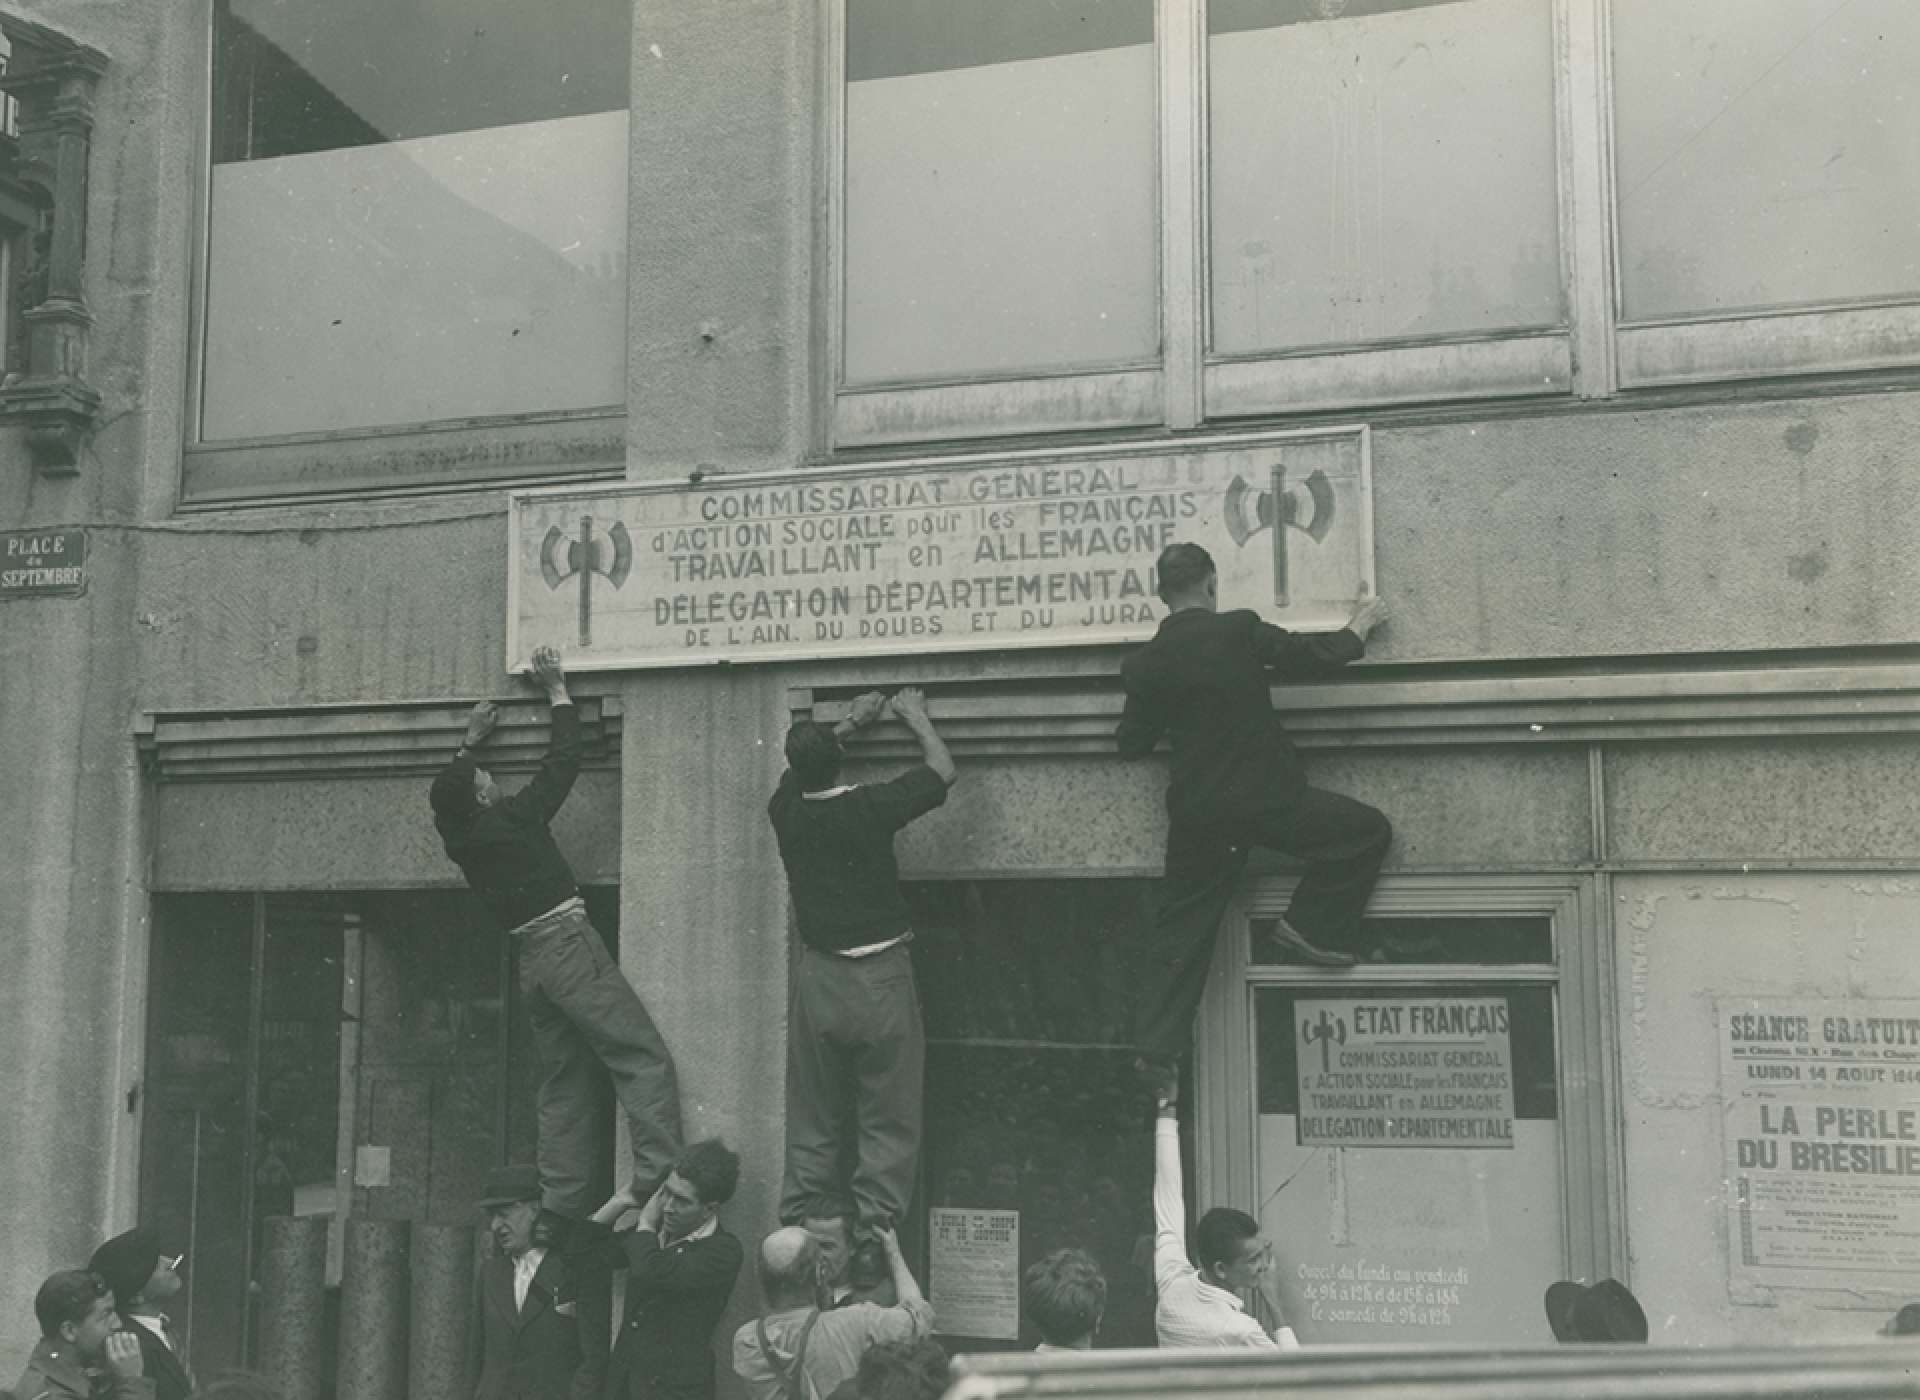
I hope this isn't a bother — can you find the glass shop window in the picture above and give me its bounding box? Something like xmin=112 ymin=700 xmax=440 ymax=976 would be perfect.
xmin=140 ymin=888 xmax=617 ymax=1371
xmin=904 ymin=878 xmax=1164 ymax=1349
xmin=199 ymin=0 xmax=631 ymax=439
xmin=1249 ymin=912 xmax=1554 ymax=967
xmin=1254 ymin=982 xmax=1562 ymax=1345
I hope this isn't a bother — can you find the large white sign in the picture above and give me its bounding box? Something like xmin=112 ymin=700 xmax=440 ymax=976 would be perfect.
xmin=507 ymin=429 xmax=1374 ymax=671
xmin=1719 ymin=997 xmax=1920 ymax=1300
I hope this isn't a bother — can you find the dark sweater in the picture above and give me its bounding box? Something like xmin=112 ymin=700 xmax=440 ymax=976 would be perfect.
xmin=1117 ymin=608 xmax=1363 ymax=829
xmin=768 ymin=765 xmax=948 ymax=951
xmin=436 ymin=704 xmax=587 ymax=931
xmin=608 ymin=1226 xmax=745 ymax=1400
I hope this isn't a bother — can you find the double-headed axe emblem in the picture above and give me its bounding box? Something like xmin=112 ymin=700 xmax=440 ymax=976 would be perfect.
xmin=1223 ymin=466 xmax=1335 ymax=607
xmin=540 ymin=515 xmax=632 ymax=648
xmin=1301 ymin=1007 xmax=1348 ymax=1076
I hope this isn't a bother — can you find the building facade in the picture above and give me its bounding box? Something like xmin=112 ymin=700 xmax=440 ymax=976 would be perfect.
xmin=3 ymin=0 xmax=1919 ymax=1383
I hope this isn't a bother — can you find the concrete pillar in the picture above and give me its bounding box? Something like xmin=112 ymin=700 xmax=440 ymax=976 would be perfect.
xmin=337 ymin=1219 xmax=409 ymax=1400
xmin=408 ymin=1222 xmax=475 ymax=1400
xmin=256 ymin=1216 xmax=329 ymax=1400
xmin=620 ymin=669 xmax=790 ymax=1361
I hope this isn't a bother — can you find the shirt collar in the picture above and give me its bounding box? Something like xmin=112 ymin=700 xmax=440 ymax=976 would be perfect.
xmin=663 ymin=1214 xmax=719 ymax=1248
xmin=514 ymin=1246 xmax=547 ymax=1273
xmin=128 ymin=1313 xmax=173 ymax=1349
xmin=802 ymin=784 xmax=857 ymax=800
xmin=1193 ymin=1275 xmax=1250 ymax=1314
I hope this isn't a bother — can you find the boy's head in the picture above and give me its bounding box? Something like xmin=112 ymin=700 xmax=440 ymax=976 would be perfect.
xmin=1022 ymin=1247 xmax=1106 ymax=1348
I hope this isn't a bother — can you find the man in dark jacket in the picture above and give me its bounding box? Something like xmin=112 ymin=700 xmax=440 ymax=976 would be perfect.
xmin=430 ymin=645 xmax=681 ymax=1223
xmin=473 ymin=1165 xmax=583 ymax=1400
xmin=87 ymin=1230 xmax=192 ymax=1400
xmin=589 ymin=1138 xmax=744 ymax=1400
xmin=768 ymin=686 xmax=955 ymax=1239
xmin=1119 ymin=542 xmax=1390 ymax=1065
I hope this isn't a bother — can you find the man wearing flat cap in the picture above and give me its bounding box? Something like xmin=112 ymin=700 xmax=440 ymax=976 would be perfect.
xmin=88 ymin=1229 xmax=193 ymax=1400
xmin=474 ymin=1164 xmax=583 ymax=1400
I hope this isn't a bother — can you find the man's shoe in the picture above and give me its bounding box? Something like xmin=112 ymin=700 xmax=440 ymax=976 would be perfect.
xmin=1266 ymin=919 xmax=1358 ymax=968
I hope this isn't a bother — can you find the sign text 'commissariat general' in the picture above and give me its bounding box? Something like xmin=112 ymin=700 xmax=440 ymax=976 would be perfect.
xmin=508 ymin=430 xmax=1375 ymax=672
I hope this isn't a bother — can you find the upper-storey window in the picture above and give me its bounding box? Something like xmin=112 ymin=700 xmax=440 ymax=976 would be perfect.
xmin=831 ymin=0 xmax=1920 ymax=449
xmin=1613 ymin=0 xmax=1919 ymax=321
xmin=187 ymin=0 xmax=630 ymax=501
xmin=1609 ymin=0 xmax=1920 ymax=387
xmin=1208 ymin=0 xmax=1564 ymax=356
xmin=843 ymin=0 xmax=1159 ymax=384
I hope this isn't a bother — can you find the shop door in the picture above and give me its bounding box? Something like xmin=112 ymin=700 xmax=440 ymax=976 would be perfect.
xmin=1200 ymin=878 xmax=1608 ymax=1348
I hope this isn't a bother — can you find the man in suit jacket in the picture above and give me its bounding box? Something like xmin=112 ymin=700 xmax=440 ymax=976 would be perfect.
xmin=589 ymin=1139 xmax=744 ymax=1400
xmin=1119 ymin=542 xmax=1391 ymax=1065
xmin=88 ymin=1229 xmax=192 ymax=1400
xmin=474 ymin=1165 xmax=583 ymax=1400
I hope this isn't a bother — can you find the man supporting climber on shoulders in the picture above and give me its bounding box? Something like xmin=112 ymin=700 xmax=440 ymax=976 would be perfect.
xmin=1120 ymin=542 xmax=1391 ymax=1074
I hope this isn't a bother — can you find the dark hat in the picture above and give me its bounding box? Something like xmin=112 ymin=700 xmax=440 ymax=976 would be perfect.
xmin=1545 ymin=1278 xmax=1648 ymax=1343
xmin=477 ymin=1165 xmax=542 ymax=1209
xmin=89 ymin=1228 xmax=162 ymax=1307
xmin=1882 ymin=1302 xmax=1920 ymax=1337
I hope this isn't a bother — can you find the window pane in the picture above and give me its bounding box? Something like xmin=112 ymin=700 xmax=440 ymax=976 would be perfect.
xmin=1249 ymin=912 xmax=1553 ymax=966
xmin=1208 ymin=0 xmax=1563 ymax=354
xmin=843 ymin=0 xmax=1158 ymax=383
xmin=905 ymin=878 xmax=1164 ymax=1349
xmin=201 ymin=0 xmax=630 ymax=439
xmin=1613 ymin=1 xmax=1920 ymax=319
xmin=1255 ymin=984 xmax=1562 ymax=1344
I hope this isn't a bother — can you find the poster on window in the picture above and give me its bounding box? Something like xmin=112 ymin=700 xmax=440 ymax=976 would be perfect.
xmin=1295 ymin=997 xmax=1515 ymax=1150
xmin=1718 ymin=997 xmax=1920 ymax=1299
xmin=928 ymin=1207 xmax=1020 ymax=1340
xmin=507 ymin=428 xmax=1374 ymax=671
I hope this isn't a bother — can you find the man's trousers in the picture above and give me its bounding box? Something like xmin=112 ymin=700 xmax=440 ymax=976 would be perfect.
xmin=780 ymin=941 xmax=924 ymax=1232
xmin=516 ymin=898 xmax=684 ymax=1217
xmin=1136 ymin=784 xmax=1392 ymax=1061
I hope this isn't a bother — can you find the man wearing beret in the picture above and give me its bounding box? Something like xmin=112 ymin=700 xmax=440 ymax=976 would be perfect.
xmin=473 ymin=1164 xmax=583 ymax=1400
xmin=88 ymin=1229 xmax=193 ymax=1400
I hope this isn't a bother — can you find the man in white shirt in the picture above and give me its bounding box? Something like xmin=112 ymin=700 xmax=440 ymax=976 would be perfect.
xmin=1149 ymin=1069 xmax=1301 ymax=1350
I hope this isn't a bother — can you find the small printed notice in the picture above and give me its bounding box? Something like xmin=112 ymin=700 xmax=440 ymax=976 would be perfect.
xmin=929 ymin=1207 xmax=1019 ymax=1340
xmin=0 ymin=528 xmax=86 ymax=599
xmin=353 ymin=1145 xmax=391 ymax=1188
xmin=1719 ymin=997 xmax=1920 ymax=1297
xmin=1296 ymin=997 xmax=1515 ymax=1150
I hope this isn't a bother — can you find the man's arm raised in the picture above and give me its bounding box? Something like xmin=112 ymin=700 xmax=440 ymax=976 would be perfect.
xmin=503 ymin=644 xmax=587 ymax=823
xmin=889 ymin=687 xmax=955 ymax=787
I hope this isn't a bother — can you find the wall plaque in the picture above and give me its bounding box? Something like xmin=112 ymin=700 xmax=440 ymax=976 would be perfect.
xmin=0 ymin=527 xmax=86 ymax=599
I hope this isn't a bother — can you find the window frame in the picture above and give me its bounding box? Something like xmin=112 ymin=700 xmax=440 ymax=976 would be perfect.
xmin=1603 ymin=1 xmax=1920 ymax=388
xmin=177 ymin=3 xmax=631 ymax=507
xmin=1195 ymin=873 xmax=1626 ymax=1293
xmin=826 ymin=0 xmax=1920 ymax=450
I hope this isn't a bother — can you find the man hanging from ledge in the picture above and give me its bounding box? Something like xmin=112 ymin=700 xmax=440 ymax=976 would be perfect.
xmin=431 ymin=645 xmax=683 ymax=1232
xmin=770 ymin=686 xmax=956 ymax=1246
xmin=1119 ymin=542 xmax=1391 ymax=1072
